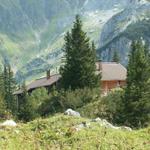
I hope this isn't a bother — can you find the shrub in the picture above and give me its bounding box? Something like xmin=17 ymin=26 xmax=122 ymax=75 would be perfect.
xmin=0 ymin=94 xmax=12 ymax=120
xmin=0 ymin=95 xmax=7 ymax=119
xmin=18 ymin=88 xmax=49 ymax=122
xmin=29 ymin=88 xmax=49 ymax=110
xmin=99 ymin=88 xmax=125 ymax=124
xmin=78 ymin=100 xmax=101 ymax=119
xmin=79 ymin=88 xmax=125 ymax=125
xmin=39 ymin=87 xmax=100 ymax=116
xmin=18 ymin=97 xmax=37 ymax=122
xmin=38 ymin=89 xmax=61 ymax=116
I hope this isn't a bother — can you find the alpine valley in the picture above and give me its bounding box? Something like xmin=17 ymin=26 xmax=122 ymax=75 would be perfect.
xmin=0 ymin=0 xmax=149 ymax=82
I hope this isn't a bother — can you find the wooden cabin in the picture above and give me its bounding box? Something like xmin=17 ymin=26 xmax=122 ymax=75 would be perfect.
xmin=14 ymin=62 xmax=127 ymax=97
xmin=14 ymin=71 xmax=61 ymax=96
xmin=96 ymin=62 xmax=127 ymax=95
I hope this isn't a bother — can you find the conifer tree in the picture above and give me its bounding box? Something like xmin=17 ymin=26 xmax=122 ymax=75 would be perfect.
xmin=60 ymin=15 xmax=100 ymax=90
xmin=3 ymin=64 xmax=16 ymax=112
xmin=0 ymin=66 xmax=4 ymax=95
xmin=3 ymin=64 xmax=8 ymax=97
xmin=0 ymin=67 xmax=7 ymax=117
xmin=123 ymin=40 xmax=150 ymax=128
xmin=112 ymin=51 xmax=120 ymax=63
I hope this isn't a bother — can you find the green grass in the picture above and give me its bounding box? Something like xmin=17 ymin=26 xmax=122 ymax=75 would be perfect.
xmin=0 ymin=34 xmax=20 ymax=55
xmin=0 ymin=114 xmax=149 ymax=150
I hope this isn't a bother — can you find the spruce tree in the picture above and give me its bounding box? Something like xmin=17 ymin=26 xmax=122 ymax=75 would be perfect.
xmin=60 ymin=15 xmax=100 ymax=90
xmin=3 ymin=64 xmax=16 ymax=112
xmin=123 ymin=40 xmax=150 ymax=128
xmin=112 ymin=51 xmax=120 ymax=63
xmin=0 ymin=67 xmax=7 ymax=118
xmin=3 ymin=64 xmax=8 ymax=99
xmin=0 ymin=66 xmax=5 ymax=96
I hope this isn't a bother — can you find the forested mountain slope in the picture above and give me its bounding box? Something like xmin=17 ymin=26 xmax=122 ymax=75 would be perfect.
xmin=0 ymin=0 xmax=149 ymax=81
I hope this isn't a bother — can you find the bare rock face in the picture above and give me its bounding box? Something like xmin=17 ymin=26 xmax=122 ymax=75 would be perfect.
xmin=120 ymin=126 xmax=132 ymax=131
xmin=99 ymin=1 xmax=150 ymax=65
xmin=0 ymin=120 xmax=17 ymax=127
xmin=64 ymin=109 xmax=81 ymax=117
xmin=92 ymin=117 xmax=132 ymax=131
xmin=74 ymin=122 xmax=91 ymax=131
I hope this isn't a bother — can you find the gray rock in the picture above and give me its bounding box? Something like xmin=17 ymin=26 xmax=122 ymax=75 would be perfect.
xmin=64 ymin=109 xmax=81 ymax=117
xmin=91 ymin=118 xmax=132 ymax=130
xmin=120 ymin=126 xmax=132 ymax=131
xmin=0 ymin=120 xmax=17 ymax=127
xmin=75 ymin=122 xmax=91 ymax=131
xmin=91 ymin=117 xmax=102 ymax=122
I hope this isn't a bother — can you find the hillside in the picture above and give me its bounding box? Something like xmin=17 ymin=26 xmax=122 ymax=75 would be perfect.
xmin=99 ymin=0 xmax=150 ymax=64
xmin=0 ymin=0 xmax=149 ymax=81
xmin=0 ymin=0 xmax=131 ymax=82
xmin=0 ymin=115 xmax=150 ymax=150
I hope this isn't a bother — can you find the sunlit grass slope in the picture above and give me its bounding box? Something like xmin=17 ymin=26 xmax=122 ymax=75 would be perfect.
xmin=0 ymin=114 xmax=149 ymax=150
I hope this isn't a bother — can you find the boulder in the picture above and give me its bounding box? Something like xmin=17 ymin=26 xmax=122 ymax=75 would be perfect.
xmin=91 ymin=118 xmax=132 ymax=130
xmin=100 ymin=119 xmax=119 ymax=129
xmin=74 ymin=122 xmax=91 ymax=131
xmin=91 ymin=117 xmax=102 ymax=122
xmin=64 ymin=109 xmax=80 ymax=117
xmin=0 ymin=120 xmax=17 ymax=127
xmin=120 ymin=126 xmax=132 ymax=131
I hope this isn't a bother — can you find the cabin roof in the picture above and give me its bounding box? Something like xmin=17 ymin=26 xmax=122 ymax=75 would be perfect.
xmin=96 ymin=62 xmax=127 ymax=81
xmin=14 ymin=74 xmax=61 ymax=95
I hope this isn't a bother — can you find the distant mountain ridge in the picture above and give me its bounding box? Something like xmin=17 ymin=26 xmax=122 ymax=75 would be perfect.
xmin=0 ymin=0 xmax=149 ymax=82
xmin=99 ymin=0 xmax=150 ymax=64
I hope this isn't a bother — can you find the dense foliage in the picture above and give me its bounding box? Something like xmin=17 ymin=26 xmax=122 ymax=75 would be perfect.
xmin=123 ymin=40 xmax=150 ymax=128
xmin=79 ymin=88 xmax=124 ymax=124
xmin=16 ymin=87 xmax=101 ymax=121
xmin=39 ymin=87 xmax=100 ymax=116
xmin=0 ymin=94 xmax=7 ymax=119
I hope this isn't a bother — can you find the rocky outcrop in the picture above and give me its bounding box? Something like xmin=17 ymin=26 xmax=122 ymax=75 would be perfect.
xmin=91 ymin=117 xmax=132 ymax=131
xmin=0 ymin=120 xmax=17 ymax=127
xmin=64 ymin=109 xmax=132 ymax=131
xmin=100 ymin=0 xmax=150 ymax=47
xmin=70 ymin=117 xmax=132 ymax=132
xmin=64 ymin=109 xmax=81 ymax=117
xmin=99 ymin=0 xmax=150 ymax=64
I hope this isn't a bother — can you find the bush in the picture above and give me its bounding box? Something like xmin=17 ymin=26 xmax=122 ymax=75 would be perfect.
xmin=18 ymin=88 xmax=49 ymax=122
xmin=78 ymin=100 xmax=101 ymax=119
xmin=18 ymin=97 xmax=37 ymax=122
xmin=29 ymin=88 xmax=49 ymax=110
xmin=38 ymin=89 xmax=60 ymax=116
xmin=79 ymin=88 xmax=125 ymax=125
xmin=0 ymin=94 xmax=12 ymax=120
xmin=0 ymin=95 xmax=6 ymax=118
xmin=39 ymin=87 xmax=100 ymax=116
xmin=99 ymin=88 xmax=125 ymax=124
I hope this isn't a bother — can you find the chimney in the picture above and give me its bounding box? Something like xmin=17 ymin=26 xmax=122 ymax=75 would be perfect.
xmin=99 ymin=62 xmax=102 ymax=71
xmin=46 ymin=70 xmax=51 ymax=79
xmin=97 ymin=58 xmax=102 ymax=71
